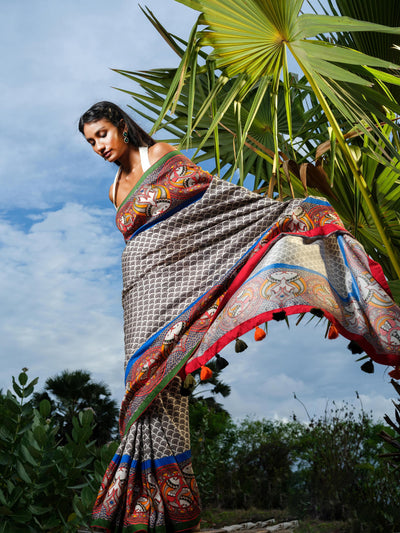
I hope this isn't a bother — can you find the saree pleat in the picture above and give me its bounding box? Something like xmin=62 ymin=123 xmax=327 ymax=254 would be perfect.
xmin=91 ymin=151 xmax=400 ymax=531
xmin=92 ymin=378 xmax=201 ymax=532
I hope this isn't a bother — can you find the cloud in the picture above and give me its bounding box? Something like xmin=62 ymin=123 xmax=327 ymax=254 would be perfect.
xmin=216 ymin=326 xmax=396 ymax=422
xmin=1 ymin=0 xmax=197 ymax=211
xmin=0 ymin=204 xmax=126 ymax=399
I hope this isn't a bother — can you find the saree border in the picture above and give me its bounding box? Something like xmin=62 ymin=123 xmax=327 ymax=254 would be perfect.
xmin=123 ymin=341 xmax=201 ymax=437
xmin=185 ymin=230 xmax=400 ymax=373
xmin=116 ymin=150 xmax=181 ymax=213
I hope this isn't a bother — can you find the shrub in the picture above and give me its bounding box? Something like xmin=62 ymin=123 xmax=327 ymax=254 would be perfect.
xmin=290 ymin=398 xmax=400 ymax=530
xmin=0 ymin=369 xmax=118 ymax=532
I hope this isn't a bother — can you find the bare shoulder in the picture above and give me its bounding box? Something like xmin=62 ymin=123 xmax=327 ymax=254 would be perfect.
xmin=148 ymin=142 xmax=177 ymax=165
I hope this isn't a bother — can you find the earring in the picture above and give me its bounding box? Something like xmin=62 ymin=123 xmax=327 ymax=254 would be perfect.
xmin=123 ymin=131 xmax=129 ymax=144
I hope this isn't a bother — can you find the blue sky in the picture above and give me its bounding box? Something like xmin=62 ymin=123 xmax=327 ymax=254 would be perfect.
xmin=1 ymin=0 xmax=397 ymax=423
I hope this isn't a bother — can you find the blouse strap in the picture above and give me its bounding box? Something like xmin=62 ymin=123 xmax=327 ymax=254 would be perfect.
xmin=139 ymin=146 xmax=151 ymax=173
xmin=112 ymin=166 xmax=122 ymax=210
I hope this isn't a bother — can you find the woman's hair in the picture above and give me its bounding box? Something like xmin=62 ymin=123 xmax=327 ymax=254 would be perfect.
xmin=78 ymin=101 xmax=155 ymax=148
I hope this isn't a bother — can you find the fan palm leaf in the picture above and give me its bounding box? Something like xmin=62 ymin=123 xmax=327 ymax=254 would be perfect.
xmin=170 ymin=0 xmax=400 ymax=279
xmin=116 ymin=64 xmax=317 ymax=191
xmin=115 ymin=1 xmax=400 ymax=283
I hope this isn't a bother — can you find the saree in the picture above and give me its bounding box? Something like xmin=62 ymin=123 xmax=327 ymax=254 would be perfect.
xmin=91 ymin=151 xmax=400 ymax=532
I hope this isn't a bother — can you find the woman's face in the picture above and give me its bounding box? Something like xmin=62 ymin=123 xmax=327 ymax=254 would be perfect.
xmin=83 ymin=118 xmax=128 ymax=162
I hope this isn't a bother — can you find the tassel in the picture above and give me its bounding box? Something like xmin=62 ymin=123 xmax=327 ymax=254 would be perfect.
xmin=254 ymin=326 xmax=266 ymax=341
xmin=184 ymin=374 xmax=196 ymax=388
xmin=180 ymin=374 xmax=196 ymax=396
xmin=327 ymin=323 xmax=339 ymax=339
xmin=389 ymin=366 xmax=400 ymax=380
xmin=296 ymin=313 xmax=306 ymax=326
xmin=200 ymin=366 xmax=213 ymax=381
xmin=273 ymin=311 xmax=286 ymax=321
xmin=215 ymin=353 xmax=229 ymax=370
xmin=347 ymin=340 xmax=364 ymax=354
xmin=310 ymin=308 xmax=324 ymax=318
xmin=235 ymin=338 xmax=248 ymax=353
xmin=360 ymin=359 xmax=374 ymax=374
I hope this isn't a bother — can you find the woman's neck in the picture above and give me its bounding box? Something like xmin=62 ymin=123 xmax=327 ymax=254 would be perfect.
xmin=118 ymin=147 xmax=140 ymax=176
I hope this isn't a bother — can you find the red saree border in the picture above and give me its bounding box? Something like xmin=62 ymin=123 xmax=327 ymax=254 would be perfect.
xmin=185 ymin=223 xmax=400 ymax=373
xmin=368 ymin=257 xmax=392 ymax=296
xmin=185 ymin=304 xmax=400 ymax=374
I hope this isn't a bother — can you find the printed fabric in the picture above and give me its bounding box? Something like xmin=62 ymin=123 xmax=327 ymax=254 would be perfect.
xmin=91 ymin=151 xmax=400 ymax=532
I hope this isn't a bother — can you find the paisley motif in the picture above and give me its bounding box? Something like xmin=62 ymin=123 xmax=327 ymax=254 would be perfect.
xmin=260 ymin=270 xmax=306 ymax=300
xmin=133 ymin=184 xmax=171 ymax=217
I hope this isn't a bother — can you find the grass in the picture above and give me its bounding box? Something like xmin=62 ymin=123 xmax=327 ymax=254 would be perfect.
xmin=200 ymin=508 xmax=349 ymax=532
xmin=293 ymin=520 xmax=349 ymax=533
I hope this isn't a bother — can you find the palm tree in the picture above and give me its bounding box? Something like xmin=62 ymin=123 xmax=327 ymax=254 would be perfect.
xmin=114 ymin=0 xmax=400 ymax=296
xmin=33 ymin=370 xmax=118 ymax=446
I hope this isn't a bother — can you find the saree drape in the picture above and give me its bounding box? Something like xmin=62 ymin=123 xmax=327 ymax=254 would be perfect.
xmin=91 ymin=151 xmax=400 ymax=532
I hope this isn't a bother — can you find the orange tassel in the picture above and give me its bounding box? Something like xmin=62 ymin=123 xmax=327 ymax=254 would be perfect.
xmin=327 ymin=323 xmax=339 ymax=340
xmin=200 ymin=366 xmax=213 ymax=381
xmin=254 ymin=326 xmax=266 ymax=341
xmin=389 ymin=366 xmax=400 ymax=380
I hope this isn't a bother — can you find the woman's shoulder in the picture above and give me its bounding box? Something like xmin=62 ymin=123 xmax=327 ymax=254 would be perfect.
xmin=148 ymin=142 xmax=177 ymax=165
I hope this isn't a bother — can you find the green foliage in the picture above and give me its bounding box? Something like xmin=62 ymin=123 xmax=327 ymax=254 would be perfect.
xmin=189 ymin=361 xmax=234 ymax=506
xmin=224 ymin=418 xmax=300 ymax=510
xmin=0 ymin=369 xmax=118 ymax=532
xmin=2 ymin=369 xmax=400 ymax=531
xmin=379 ymin=379 xmax=400 ymax=466
xmin=190 ymin=398 xmax=400 ymax=531
xmin=290 ymin=398 xmax=399 ymax=529
xmin=189 ymin=397 xmax=233 ymax=506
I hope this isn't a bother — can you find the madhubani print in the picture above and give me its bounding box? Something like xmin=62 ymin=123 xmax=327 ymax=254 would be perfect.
xmin=117 ymin=150 xmax=400 ymax=430
xmin=116 ymin=153 xmax=214 ymax=241
xmin=91 ymin=379 xmax=201 ymax=532
xmin=120 ymin=291 xmax=227 ymax=437
xmin=92 ymin=151 xmax=400 ymax=532
xmin=117 ymin=150 xmax=400 ymax=438
xmin=186 ymin=232 xmax=400 ymax=372
xmin=121 ymin=169 xmax=309 ymax=367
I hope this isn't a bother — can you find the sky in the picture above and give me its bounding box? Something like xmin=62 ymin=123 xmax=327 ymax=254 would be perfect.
xmin=0 ymin=0 xmax=397 ymax=425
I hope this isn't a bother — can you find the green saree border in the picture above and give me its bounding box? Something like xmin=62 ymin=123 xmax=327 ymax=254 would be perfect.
xmin=117 ymin=150 xmax=180 ymax=213
xmin=124 ymin=341 xmax=201 ymax=437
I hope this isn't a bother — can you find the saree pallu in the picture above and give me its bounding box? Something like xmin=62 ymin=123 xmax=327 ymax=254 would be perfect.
xmin=91 ymin=151 xmax=400 ymax=532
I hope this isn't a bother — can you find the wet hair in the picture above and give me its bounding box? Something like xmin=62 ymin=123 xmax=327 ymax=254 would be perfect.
xmin=78 ymin=101 xmax=156 ymax=149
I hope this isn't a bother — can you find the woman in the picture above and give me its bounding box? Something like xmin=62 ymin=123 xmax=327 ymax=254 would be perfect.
xmin=79 ymin=101 xmax=400 ymax=532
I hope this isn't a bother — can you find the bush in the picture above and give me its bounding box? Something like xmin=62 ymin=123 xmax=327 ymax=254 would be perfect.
xmin=189 ymin=397 xmax=400 ymax=532
xmin=2 ymin=369 xmax=399 ymax=532
xmin=288 ymin=399 xmax=400 ymax=530
xmin=0 ymin=369 xmax=118 ymax=532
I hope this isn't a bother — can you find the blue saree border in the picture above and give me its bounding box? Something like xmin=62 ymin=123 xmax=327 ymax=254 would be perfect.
xmin=126 ymin=190 xmax=207 ymax=242
xmin=110 ymin=449 xmax=192 ymax=471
